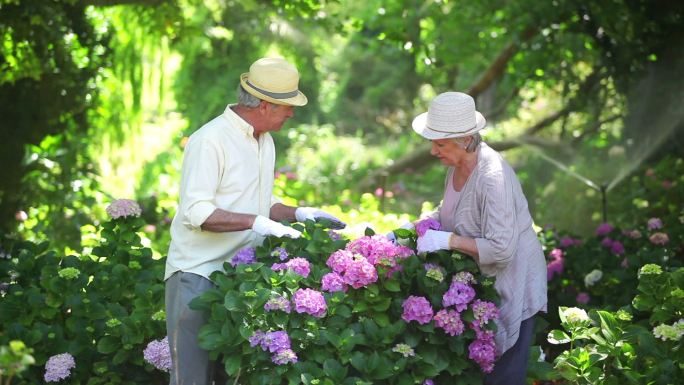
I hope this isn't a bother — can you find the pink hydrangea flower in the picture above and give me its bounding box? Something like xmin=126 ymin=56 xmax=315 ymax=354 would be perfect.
xmin=44 ymin=353 xmax=76 ymax=382
xmin=293 ymin=288 xmax=327 ymax=317
xmin=402 ymin=296 xmax=434 ymax=324
xmin=321 ymin=272 xmax=347 ymax=292
xmin=623 ymin=229 xmax=642 ymax=239
xmin=434 ymin=309 xmax=465 ymax=336
xmin=326 ymin=249 xmax=354 ymax=273
xmin=471 ymin=300 xmax=499 ymax=327
xmin=143 ymin=337 xmax=171 ymax=372
xmin=549 ymin=248 xmax=564 ymax=260
xmin=649 ymin=232 xmax=669 ymax=245
xmin=106 ymin=199 xmax=142 ymax=219
xmin=342 ymin=256 xmax=378 ymax=289
xmin=547 ymin=258 xmax=564 ymax=281
xmin=346 ymin=235 xmax=414 ymax=267
xmin=559 ymin=236 xmax=581 ymax=248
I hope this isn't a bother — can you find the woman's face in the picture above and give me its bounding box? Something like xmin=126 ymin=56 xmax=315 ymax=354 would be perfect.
xmin=430 ymin=138 xmax=464 ymax=165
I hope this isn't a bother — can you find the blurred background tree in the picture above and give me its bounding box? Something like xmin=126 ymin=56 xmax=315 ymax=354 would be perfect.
xmin=1 ymin=0 xmax=683 ymax=249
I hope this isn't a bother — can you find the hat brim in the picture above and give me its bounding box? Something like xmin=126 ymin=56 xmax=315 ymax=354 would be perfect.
xmin=411 ymin=110 xmax=486 ymax=140
xmin=240 ymin=73 xmax=308 ymax=107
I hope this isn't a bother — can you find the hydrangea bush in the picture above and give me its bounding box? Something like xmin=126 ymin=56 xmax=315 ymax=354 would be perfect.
xmin=547 ymin=265 xmax=684 ymax=384
xmin=191 ymin=220 xmax=500 ymax=384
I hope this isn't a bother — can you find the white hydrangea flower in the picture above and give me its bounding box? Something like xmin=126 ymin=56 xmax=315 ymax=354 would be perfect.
xmin=563 ymin=307 xmax=589 ymax=324
xmin=653 ymin=319 xmax=684 ymax=342
xmin=584 ymin=269 xmax=603 ymax=287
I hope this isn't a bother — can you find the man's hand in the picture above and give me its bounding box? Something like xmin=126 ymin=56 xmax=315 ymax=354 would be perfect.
xmin=386 ymin=222 xmax=415 ymax=243
xmin=295 ymin=207 xmax=346 ymax=229
xmin=252 ymin=215 xmax=302 ymax=238
xmin=417 ymin=229 xmax=453 ymax=253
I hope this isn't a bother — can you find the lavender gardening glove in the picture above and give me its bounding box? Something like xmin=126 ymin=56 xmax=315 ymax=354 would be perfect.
xmin=295 ymin=207 xmax=346 ymax=229
xmin=417 ymin=229 xmax=453 ymax=253
xmin=252 ymin=215 xmax=302 ymax=238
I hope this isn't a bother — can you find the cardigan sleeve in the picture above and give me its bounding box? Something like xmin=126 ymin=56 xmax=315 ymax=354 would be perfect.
xmin=474 ymin=167 xmax=519 ymax=269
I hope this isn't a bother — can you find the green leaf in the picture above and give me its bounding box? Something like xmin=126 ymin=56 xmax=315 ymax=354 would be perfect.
xmin=225 ymin=355 xmax=242 ymax=376
xmin=547 ymin=329 xmax=571 ymax=344
xmin=383 ymin=279 xmax=401 ymax=292
xmin=96 ymin=336 xmax=120 ymax=354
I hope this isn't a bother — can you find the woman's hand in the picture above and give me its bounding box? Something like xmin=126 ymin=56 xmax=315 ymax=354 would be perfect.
xmin=416 ymin=230 xmax=454 ymax=253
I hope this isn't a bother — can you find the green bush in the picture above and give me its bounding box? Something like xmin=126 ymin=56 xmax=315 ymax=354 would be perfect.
xmin=0 ymin=209 xmax=167 ymax=384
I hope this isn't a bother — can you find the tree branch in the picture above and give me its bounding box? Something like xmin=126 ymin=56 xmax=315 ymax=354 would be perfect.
xmin=84 ymin=0 xmax=165 ymax=6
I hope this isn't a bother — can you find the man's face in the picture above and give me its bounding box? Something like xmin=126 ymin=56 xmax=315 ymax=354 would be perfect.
xmin=262 ymin=102 xmax=294 ymax=133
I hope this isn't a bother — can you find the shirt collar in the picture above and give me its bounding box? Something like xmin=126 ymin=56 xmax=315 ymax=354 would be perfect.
xmin=223 ymin=104 xmax=254 ymax=137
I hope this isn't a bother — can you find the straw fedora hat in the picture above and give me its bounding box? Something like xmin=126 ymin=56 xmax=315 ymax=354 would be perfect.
xmin=412 ymin=92 xmax=486 ymax=140
xmin=240 ymin=57 xmax=308 ymax=106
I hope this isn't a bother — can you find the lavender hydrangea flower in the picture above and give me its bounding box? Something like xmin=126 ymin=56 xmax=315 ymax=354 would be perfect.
xmin=610 ymin=240 xmax=625 ymax=255
xmin=442 ymin=281 xmax=476 ymax=312
xmin=106 ymin=199 xmax=142 ymax=219
xmin=44 ymin=353 xmax=76 ymax=382
xmin=293 ymin=288 xmax=327 ymax=317
xmin=143 ymin=336 xmax=171 ymax=372
xmin=285 ymin=257 xmax=311 ymax=278
xmin=328 ymin=230 xmax=342 ymax=241
xmin=264 ymin=294 xmax=291 ymax=313
xmin=415 ymin=218 xmax=441 ymax=237
xmin=647 ymin=217 xmax=663 ymax=230
xmin=401 ymin=296 xmax=434 ymax=324
xmin=452 ymin=271 xmax=476 ymax=285
xmin=423 ymin=380 xmax=435 ymax=385
xmin=230 ymin=247 xmax=256 ymax=267
xmin=260 ymin=331 xmax=291 ymax=353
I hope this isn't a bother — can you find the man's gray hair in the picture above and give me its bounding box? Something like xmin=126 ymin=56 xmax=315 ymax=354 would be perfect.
xmin=454 ymin=133 xmax=482 ymax=153
xmin=237 ymin=84 xmax=262 ymax=108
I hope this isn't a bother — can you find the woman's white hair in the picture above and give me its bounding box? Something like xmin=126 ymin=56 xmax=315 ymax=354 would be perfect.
xmin=454 ymin=133 xmax=482 ymax=153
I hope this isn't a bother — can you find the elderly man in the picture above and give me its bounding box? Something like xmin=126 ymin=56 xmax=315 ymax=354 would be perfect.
xmin=165 ymin=57 xmax=343 ymax=384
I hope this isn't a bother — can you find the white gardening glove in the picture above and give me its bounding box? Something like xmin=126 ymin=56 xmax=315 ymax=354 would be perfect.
xmin=295 ymin=207 xmax=346 ymax=229
xmin=417 ymin=229 xmax=453 ymax=254
xmin=252 ymin=215 xmax=302 ymax=238
xmin=386 ymin=222 xmax=415 ymax=243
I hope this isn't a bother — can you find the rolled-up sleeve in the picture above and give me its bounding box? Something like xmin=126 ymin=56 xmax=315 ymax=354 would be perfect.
xmin=179 ymin=138 xmax=223 ymax=230
xmin=474 ymin=170 xmax=519 ymax=269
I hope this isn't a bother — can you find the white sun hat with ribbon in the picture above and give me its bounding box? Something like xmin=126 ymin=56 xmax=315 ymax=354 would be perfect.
xmin=412 ymin=92 xmax=486 ymax=140
xmin=240 ymin=57 xmax=308 ymax=106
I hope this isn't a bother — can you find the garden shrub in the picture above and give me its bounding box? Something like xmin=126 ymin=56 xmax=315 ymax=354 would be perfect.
xmin=0 ymin=201 xmax=167 ymax=384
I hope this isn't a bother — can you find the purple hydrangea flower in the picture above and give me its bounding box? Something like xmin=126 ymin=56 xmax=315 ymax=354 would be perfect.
xmin=647 ymin=217 xmax=663 ymax=230
xmin=415 ymin=218 xmax=441 ymax=237
xmin=423 ymin=380 xmax=435 ymax=385
xmin=401 ymin=296 xmax=434 ymax=324
xmin=293 ymin=288 xmax=327 ymax=317
xmin=44 ymin=353 xmax=76 ymax=382
xmin=260 ymin=331 xmax=291 ymax=353
xmin=442 ymin=281 xmax=476 ymax=312
xmin=321 ymin=272 xmax=347 ymax=292
xmin=468 ymin=338 xmax=496 ymax=373
xmin=285 ymin=257 xmax=311 ymax=278
xmin=271 ymin=348 xmax=298 ymax=365
xmin=328 ymin=230 xmax=342 ymax=241
xmin=264 ymin=294 xmax=291 ymax=313
xmin=595 ymin=223 xmax=614 ymax=236
xmin=559 ymin=236 xmax=582 ymax=248
xmin=106 ymin=199 xmax=142 ymax=219
xmin=610 ymin=240 xmax=625 ymax=255
xmin=576 ymin=292 xmax=590 ymax=304
xmin=271 ymin=247 xmax=289 ymax=261
xmin=230 ymin=247 xmax=256 ymax=267
xmin=143 ymin=336 xmax=171 ymax=372
xmin=601 ymin=237 xmax=614 ymax=248
xmin=434 ymin=309 xmax=465 ymax=336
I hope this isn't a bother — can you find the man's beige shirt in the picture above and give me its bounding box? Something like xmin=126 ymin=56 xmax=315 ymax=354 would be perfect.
xmin=165 ymin=104 xmax=280 ymax=280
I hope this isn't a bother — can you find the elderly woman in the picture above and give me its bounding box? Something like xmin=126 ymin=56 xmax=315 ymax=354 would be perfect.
xmin=404 ymin=92 xmax=547 ymax=385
